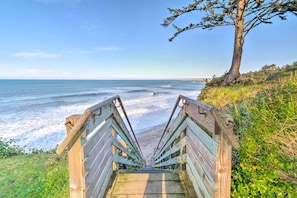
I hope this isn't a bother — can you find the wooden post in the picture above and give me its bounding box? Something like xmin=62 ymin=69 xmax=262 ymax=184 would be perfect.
xmin=112 ymin=128 xmax=118 ymax=171
xmin=65 ymin=115 xmax=86 ymax=198
xmin=215 ymin=127 xmax=233 ymax=198
xmin=121 ymin=140 xmax=127 ymax=169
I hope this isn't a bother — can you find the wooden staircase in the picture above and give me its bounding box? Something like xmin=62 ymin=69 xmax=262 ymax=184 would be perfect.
xmin=106 ymin=166 xmax=196 ymax=197
xmin=57 ymin=95 xmax=239 ymax=197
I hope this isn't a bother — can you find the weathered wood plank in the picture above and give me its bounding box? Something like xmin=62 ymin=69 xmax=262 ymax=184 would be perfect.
xmin=65 ymin=115 xmax=85 ymax=198
xmin=187 ymin=118 xmax=218 ymax=155
xmin=86 ymin=157 xmax=113 ymax=198
xmin=83 ymin=119 xmax=112 ymax=157
xmin=84 ymin=138 xmax=112 ymax=185
xmin=112 ymin=107 xmax=132 ymax=141
xmin=154 ymin=119 xmax=187 ymax=160
xmin=111 ymin=120 xmax=143 ymax=162
xmin=84 ymin=136 xmax=112 ymax=179
xmin=210 ymin=108 xmax=240 ymax=149
xmin=187 ymin=144 xmax=216 ymax=195
xmin=187 ymin=157 xmax=212 ymax=198
xmin=187 ymin=140 xmax=216 ymax=183
xmin=154 ymin=136 xmax=187 ymax=164
xmin=215 ymin=135 xmax=232 ymax=198
xmin=93 ymin=166 xmax=113 ymax=198
xmin=112 ymin=154 xmax=140 ymax=167
xmin=112 ymin=137 xmax=142 ymax=165
xmin=185 ymin=101 xmax=215 ymax=135
xmin=156 ymin=107 xmax=186 ymax=154
xmin=187 ymin=127 xmax=217 ymax=168
xmin=153 ymin=154 xmax=187 ymax=168
xmin=84 ymin=103 xmax=114 ymax=136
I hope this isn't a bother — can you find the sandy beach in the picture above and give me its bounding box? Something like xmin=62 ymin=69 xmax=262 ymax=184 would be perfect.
xmin=135 ymin=124 xmax=166 ymax=165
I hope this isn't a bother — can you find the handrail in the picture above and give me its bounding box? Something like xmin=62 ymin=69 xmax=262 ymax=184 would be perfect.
xmin=56 ymin=95 xmax=120 ymax=154
xmin=56 ymin=96 xmax=145 ymax=197
xmin=153 ymin=95 xmax=239 ymax=198
xmin=155 ymin=95 xmax=239 ymax=154
xmin=116 ymin=97 xmax=144 ymax=159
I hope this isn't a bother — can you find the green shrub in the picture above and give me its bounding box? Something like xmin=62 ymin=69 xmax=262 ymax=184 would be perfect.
xmin=0 ymin=138 xmax=23 ymax=158
xmin=230 ymin=77 xmax=297 ymax=197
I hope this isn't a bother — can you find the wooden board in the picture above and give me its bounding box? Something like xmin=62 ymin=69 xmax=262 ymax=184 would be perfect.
xmin=187 ymin=146 xmax=216 ymax=196
xmin=153 ymin=154 xmax=187 ymax=168
xmin=84 ymin=138 xmax=112 ymax=185
xmin=83 ymin=119 xmax=112 ymax=157
xmin=187 ymin=127 xmax=217 ymax=168
xmin=154 ymin=136 xmax=187 ymax=164
xmin=154 ymin=119 xmax=187 ymax=160
xmin=187 ymin=118 xmax=218 ymax=155
xmin=185 ymin=101 xmax=215 ymax=135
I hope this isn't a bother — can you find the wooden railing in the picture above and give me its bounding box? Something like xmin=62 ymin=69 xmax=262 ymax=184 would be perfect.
xmin=56 ymin=96 xmax=145 ymax=198
xmin=153 ymin=95 xmax=239 ymax=198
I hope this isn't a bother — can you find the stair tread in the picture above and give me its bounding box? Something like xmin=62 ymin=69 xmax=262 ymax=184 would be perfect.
xmin=107 ymin=172 xmax=186 ymax=197
xmin=116 ymin=173 xmax=180 ymax=182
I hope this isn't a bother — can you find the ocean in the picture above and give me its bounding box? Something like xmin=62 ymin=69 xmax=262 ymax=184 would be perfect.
xmin=0 ymin=79 xmax=204 ymax=151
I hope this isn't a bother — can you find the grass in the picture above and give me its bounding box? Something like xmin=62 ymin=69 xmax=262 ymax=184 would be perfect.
xmin=199 ymin=69 xmax=297 ymax=197
xmin=0 ymin=150 xmax=69 ymax=198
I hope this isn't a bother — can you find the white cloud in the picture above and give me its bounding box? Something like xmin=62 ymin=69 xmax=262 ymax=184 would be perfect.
xmin=12 ymin=51 xmax=62 ymax=59
xmin=11 ymin=47 xmax=123 ymax=60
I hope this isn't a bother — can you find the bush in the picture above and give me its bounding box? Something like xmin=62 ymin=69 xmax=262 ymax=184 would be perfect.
xmin=230 ymin=77 xmax=297 ymax=197
xmin=0 ymin=138 xmax=23 ymax=158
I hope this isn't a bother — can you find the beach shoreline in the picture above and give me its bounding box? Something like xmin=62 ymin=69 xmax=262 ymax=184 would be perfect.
xmin=135 ymin=124 xmax=166 ymax=165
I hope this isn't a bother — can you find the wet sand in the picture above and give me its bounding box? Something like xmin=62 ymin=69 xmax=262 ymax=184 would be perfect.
xmin=135 ymin=124 xmax=166 ymax=165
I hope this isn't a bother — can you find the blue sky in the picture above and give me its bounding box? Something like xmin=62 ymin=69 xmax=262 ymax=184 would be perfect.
xmin=0 ymin=0 xmax=296 ymax=79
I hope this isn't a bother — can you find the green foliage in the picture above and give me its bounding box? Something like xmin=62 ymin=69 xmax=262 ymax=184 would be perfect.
xmin=230 ymin=77 xmax=297 ymax=197
xmin=0 ymin=151 xmax=69 ymax=197
xmin=0 ymin=138 xmax=24 ymax=158
xmin=200 ymin=71 xmax=297 ymax=197
xmin=207 ymin=61 xmax=297 ymax=87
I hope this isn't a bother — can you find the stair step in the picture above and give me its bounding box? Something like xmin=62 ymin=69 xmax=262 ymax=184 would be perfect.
xmin=107 ymin=173 xmax=186 ymax=197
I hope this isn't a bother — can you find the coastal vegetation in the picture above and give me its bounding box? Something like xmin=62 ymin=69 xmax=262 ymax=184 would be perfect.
xmin=199 ymin=61 xmax=297 ymax=197
xmin=0 ymin=141 xmax=69 ymax=197
xmin=1 ymin=61 xmax=296 ymax=197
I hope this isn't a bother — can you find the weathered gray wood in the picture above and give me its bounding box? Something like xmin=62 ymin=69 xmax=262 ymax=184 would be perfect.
xmin=111 ymin=120 xmax=143 ymax=162
xmin=112 ymin=107 xmax=134 ymax=143
xmin=187 ymin=145 xmax=216 ymax=195
xmin=86 ymin=157 xmax=113 ymax=198
xmin=153 ymin=154 xmax=187 ymax=168
xmin=210 ymin=108 xmax=240 ymax=149
xmin=84 ymin=138 xmax=112 ymax=182
xmin=187 ymin=160 xmax=210 ymax=198
xmin=185 ymin=100 xmax=216 ymax=136
xmin=84 ymin=103 xmax=114 ymax=136
xmin=83 ymin=119 xmax=112 ymax=157
xmin=156 ymin=107 xmax=186 ymax=154
xmin=187 ymin=127 xmax=217 ymax=169
xmin=187 ymin=140 xmax=216 ymax=183
xmin=85 ymin=139 xmax=112 ymax=185
xmin=112 ymin=137 xmax=142 ymax=165
xmin=154 ymin=136 xmax=187 ymax=164
xmin=215 ymin=133 xmax=233 ymax=198
xmin=154 ymin=120 xmax=187 ymax=160
xmin=187 ymin=118 xmax=218 ymax=155
xmin=95 ymin=166 xmax=113 ymax=198
xmin=112 ymin=154 xmax=139 ymax=167
xmin=56 ymin=96 xmax=118 ymax=154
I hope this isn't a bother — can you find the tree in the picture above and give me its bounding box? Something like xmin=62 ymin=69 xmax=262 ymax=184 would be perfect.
xmin=162 ymin=0 xmax=297 ymax=85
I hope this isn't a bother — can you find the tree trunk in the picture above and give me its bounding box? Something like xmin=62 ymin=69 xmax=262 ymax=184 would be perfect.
xmin=221 ymin=0 xmax=246 ymax=86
